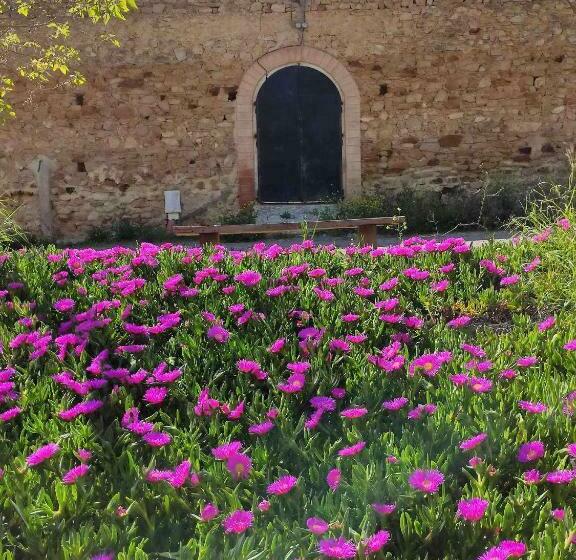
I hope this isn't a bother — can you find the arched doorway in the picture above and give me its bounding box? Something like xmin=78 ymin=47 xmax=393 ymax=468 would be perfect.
xmin=234 ymin=46 xmax=361 ymax=206
xmin=255 ymin=65 xmax=342 ymax=203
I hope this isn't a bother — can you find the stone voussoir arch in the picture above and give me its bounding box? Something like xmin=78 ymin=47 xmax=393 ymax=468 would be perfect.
xmin=234 ymin=45 xmax=361 ymax=206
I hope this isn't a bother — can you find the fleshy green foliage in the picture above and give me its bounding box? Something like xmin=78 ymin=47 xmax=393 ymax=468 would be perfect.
xmin=0 ymin=199 xmax=575 ymax=559
xmin=0 ymin=0 xmax=137 ymax=122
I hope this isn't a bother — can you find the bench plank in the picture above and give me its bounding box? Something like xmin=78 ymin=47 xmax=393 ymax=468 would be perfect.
xmin=174 ymin=216 xmax=405 ymax=237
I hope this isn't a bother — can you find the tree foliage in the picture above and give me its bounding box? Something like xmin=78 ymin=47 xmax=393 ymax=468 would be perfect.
xmin=0 ymin=0 xmax=137 ymax=121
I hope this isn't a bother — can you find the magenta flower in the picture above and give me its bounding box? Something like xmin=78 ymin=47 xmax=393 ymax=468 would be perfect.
xmin=457 ymin=498 xmax=489 ymax=522
xmin=447 ymin=315 xmax=472 ymax=329
xmin=468 ymin=377 xmax=493 ymax=393
xmin=268 ymin=338 xmax=286 ymax=353
xmin=255 ymin=500 xmax=269 ymax=512
xmin=523 ymin=469 xmax=541 ymax=485
xmin=372 ymin=503 xmax=396 ymax=515
xmin=338 ymin=441 xmax=366 ymax=457
xmin=267 ymin=475 xmax=297 ymax=495
xmin=566 ymin=443 xmax=576 ymax=457
xmin=307 ymin=516 xmax=329 ymax=535
xmin=278 ymin=372 xmax=306 ymax=393
xmin=363 ymin=530 xmax=391 ymax=554
xmin=76 ymin=448 xmax=92 ymax=463
xmin=382 ymin=397 xmax=408 ymax=411
xmin=226 ymin=453 xmax=252 ymax=481
xmin=538 ymin=316 xmax=556 ymax=331
xmin=62 ymin=463 xmax=90 ymax=484
xmin=408 ymin=469 xmax=444 ymax=494
xmin=54 ymin=298 xmax=75 ymax=313
xmin=234 ymin=270 xmax=262 ymax=287
xmin=143 ymin=386 xmax=168 ymax=405
xmin=212 ymin=441 xmax=242 ymax=460
xmin=318 ymin=536 xmax=357 ymax=559
xmin=552 ymin=508 xmax=566 ymax=520
xmin=0 ymin=406 xmax=21 ymax=422
xmin=206 ymin=325 xmax=230 ymax=343
xmin=222 ymin=509 xmax=253 ymax=534
xmin=517 ymin=356 xmax=538 ymax=368
xmin=142 ymin=431 xmax=171 ymax=447
xmin=26 ymin=442 xmax=60 ymax=467
xmin=340 ymin=407 xmax=368 ymax=419
xmin=460 ymin=433 xmax=488 ymax=451
xmin=248 ymin=420 xmax=275 ymax=436
xmin=200 ymin=502 xmax=219 ymax=522
xmin=327 ymin=468 xmax=341 ymax=491
xmin=518 ymin=400 xmax=547 ymax=414
xmin=545 ymin=470 xmax=576 ymax=484
xmin=500 ymin=274 xmax=520 ymax=286
xmin=517 ymin=441 xmax=545 ymax=463
xmin=564 ymin=339 xmax=576 ymax=351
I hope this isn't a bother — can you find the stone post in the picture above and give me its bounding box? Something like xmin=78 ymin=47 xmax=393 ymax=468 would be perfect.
xmin=28 ymin=155 xmax=57 ymax=241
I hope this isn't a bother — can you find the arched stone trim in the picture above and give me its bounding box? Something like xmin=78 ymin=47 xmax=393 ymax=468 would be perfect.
xmin=234 ymin=46 xmax=361 ymax=206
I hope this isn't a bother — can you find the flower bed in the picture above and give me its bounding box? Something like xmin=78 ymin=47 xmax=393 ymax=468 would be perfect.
xmin=0 ymin=219 xmax=575 ymax=559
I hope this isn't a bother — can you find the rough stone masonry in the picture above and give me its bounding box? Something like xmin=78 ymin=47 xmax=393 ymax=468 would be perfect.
xmin=0 ymin=0 xmax=575 ymax=242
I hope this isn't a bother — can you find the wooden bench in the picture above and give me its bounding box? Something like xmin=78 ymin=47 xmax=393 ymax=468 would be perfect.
xmin=172 ymin=216 xmax=405 ymax=246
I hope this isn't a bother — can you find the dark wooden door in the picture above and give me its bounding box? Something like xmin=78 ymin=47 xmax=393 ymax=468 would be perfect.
xmin=256 ymin=65 xmax=343 ymax=203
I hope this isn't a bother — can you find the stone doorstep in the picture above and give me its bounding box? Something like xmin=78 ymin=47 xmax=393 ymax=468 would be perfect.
xmin=254 ymin=203 xmax=337 ymax=225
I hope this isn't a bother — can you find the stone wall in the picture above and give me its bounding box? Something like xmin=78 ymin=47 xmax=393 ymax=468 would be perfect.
xmin=1 ymin=0 xmax=575 ymax=241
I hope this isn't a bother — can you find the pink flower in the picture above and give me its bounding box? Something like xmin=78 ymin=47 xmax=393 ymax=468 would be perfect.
xmin=278 ymin=372 xmax=306 ymax=393
xmin=338 ymin=441 xmax=366 ymax=457
xmin=212 ymin=441 xmax=242 ymax=460
xmin=566 ymin=443 xmax=576 ymax=457
xmin=318 ymin=537 xmax=357 ymax=559
xmin=516 ymin=356 xmax=538 ymax=368
xmin=372 ymin=503 xmax=396 ymax=515
xmin=76 ymin=448 xmax=92 ymax=463
xmin=468 ymin=377 xmax=493 ymax=393
xmin=327 ymin=468 xmax=341 ymax=491
xmin=364 ymin=530 xmax=391 ymax=554
xmin=54 ymin=298 xmax=75 ymax=313
xmin=258 ymin=500 xmax=270 ymax=512
xmin=382 ymin=397 xmax=408 ymax=411
xmin=62 ymin=463 xmax=89 ymax=484
xmin=26 ymin=443 xmax=60 ymax=467
xmin=557 ymin=217 xmax=571 ymax=230
xmin=340 ymin=407 xmax=368 ymax=419
xmin=248 ymin=420 xmax=275 ymax=436
xmin=142 ymin=431 xmax=171 ymax=447
xmin=234 ymin=270 xmax=262 ymax=287
xmin=408 ymin=469 xmax=444 ymax=493
xmin=500 ymin=275 xmax=520 ymax=287
xmin=499 ymin=540 xmax=527 ymax=557
xmin=517 ymin=441 xmax=545 ymax=463
xmin=552 ymin=508 xmax=566 ymax=520
xmin=0 ymin=406 xmax=21 ymax=422
xmin=523 ymin=469 xmax=541 ymax=485
xmin=222 ymin=509 xmax=253 ymax=534
xmin=564 ymin=340 xmax=576 ymax=351
xmin=268 ymin=338 xmax=286 ymax=353
xmin=226 ymin=453 xmax=252 ymax=481
xmin=538 ymin=316 xmax=556 ymax=331
xmin=200 ymin=502 xmax=219 ymax=521
xmin=545 ymin=470 xmax=576 ymax=484
xmin=307 ymin=516 xmax=329 ymax=535
xmin=518 ymin=400 xmax=547 ymax=414
xmin=267 ymin=475 xmax=297 ymax=495
xmin=457 ymin=498 xmax=489 ymax=522
xmin=143 ymin=386 xmax=168 ymax=405
xmin=447 ymin=315 xmax=472 ymax=329
xmin=206 ymin=325 xmax=230 ymax=343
